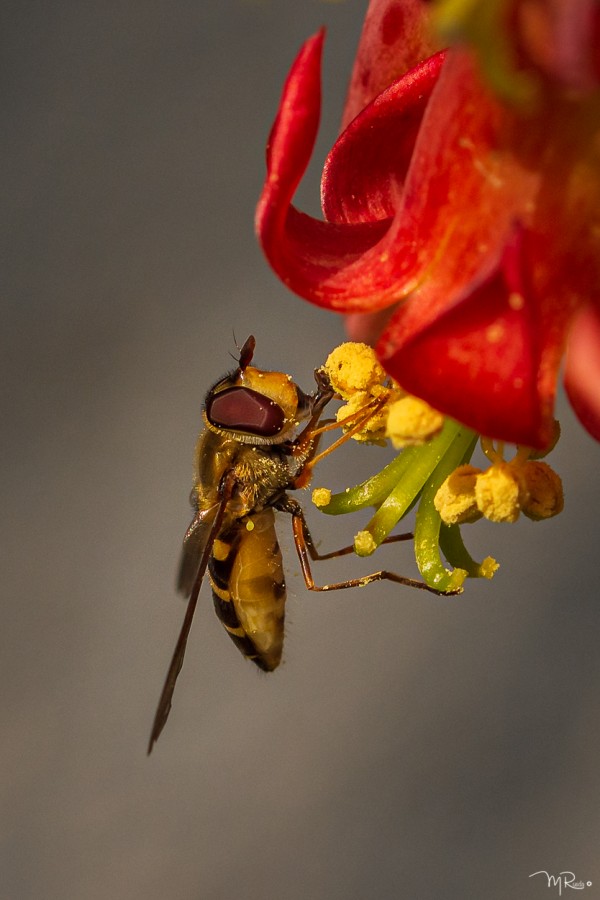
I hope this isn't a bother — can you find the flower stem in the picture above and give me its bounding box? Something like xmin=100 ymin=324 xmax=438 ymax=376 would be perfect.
xmin=413 ymin=428 xmax=478 ymax=590
xmin=317 ymin=443 xmax=425 ymax=514
xmin=356 ymin=419 xmax=471 ymax=552
xmin=439 ymin=524 xmax=499 ymax=579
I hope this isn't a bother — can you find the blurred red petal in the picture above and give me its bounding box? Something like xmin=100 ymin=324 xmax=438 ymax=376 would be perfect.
xmin=342 ymin=0 xmax=439 ymax=128
xmin=564 ymin=304 xmax=600 ymax=441
xmin=378 ymin=228 xmax=555 ymax=447
xmin=517 ymin=0 xmax=600 ymax=89
xmin=345 ymin=308 xmax=397 ymax=345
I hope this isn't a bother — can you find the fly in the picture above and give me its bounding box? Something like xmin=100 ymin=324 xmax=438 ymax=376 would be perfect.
xmin=148 ymin=336 xmax=446 ymax=752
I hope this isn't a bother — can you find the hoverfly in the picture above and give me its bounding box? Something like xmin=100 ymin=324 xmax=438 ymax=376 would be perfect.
xmin=148 ymin=336 xmax=444 ymax=752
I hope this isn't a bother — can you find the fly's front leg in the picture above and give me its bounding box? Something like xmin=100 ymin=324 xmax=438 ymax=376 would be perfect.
xmin=284 ymin=373 xmax=335 ymax=487
xmin=289 ymin=391 xmax=388 ymax=490
xmin=277 ymin=497 xmax=459 ymax=597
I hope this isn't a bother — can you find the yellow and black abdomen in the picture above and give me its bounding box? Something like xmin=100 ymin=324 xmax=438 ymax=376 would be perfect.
xmin=209 ymin=508 xmax=286 ymax=671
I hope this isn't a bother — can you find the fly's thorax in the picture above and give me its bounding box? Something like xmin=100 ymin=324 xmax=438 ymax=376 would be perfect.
xmin=231 ymin=444 xmax=292 ymax=511
xmin=191 ymin=429 xmax=292 ymax=520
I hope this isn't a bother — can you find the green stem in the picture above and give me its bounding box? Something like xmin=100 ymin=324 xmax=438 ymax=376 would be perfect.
xmin=357 ymin=419 xmax=469 ymax=551
xmin=317 ymin=443 xmax=425 ymax=514
xmin=439 ymin=524 xmax=499 ymax=580
xmin=413 ymin=429 xmax=478 ymax=591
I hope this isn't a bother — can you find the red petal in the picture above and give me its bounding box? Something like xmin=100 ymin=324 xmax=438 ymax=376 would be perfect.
xmin=345 ymin=308 xmax=398 ymax=345
xmin=255 ymin=32 xmax=443 ymax=312
xmin=378 ymin=228 xmax=555 ymax=448
xmin=342 ymin=0 xmax=439 ymax=128
xmin=322 ymin=51 xmax=445 ymax=225
xmin=517 ymin=0 xmax=600 ymax=90
xmin=565 ymin=304 xmax=600 ymax=441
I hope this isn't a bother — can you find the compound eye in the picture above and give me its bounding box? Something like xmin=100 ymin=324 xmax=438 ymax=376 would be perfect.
xmin=206 ymin=386 xmax=285 ymax=437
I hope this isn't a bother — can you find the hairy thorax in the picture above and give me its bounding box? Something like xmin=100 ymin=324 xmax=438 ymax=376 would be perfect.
xmin=193 ymin=429 xmax=292 ymax=521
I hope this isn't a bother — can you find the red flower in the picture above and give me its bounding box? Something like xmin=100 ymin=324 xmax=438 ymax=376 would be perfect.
xmin=255 ymin=0 xmax=600 ymax=447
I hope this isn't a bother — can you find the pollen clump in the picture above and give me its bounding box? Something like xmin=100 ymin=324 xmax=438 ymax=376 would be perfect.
xmin=517 ymin=460 xmax=564 ymax=520
xmin=474 ymin=461 xmax=522 ymax=523
xmin=434 ymin=464 xmax=483 ymax=524
xmin=212 ymin=539 xmax=230 ymax=561
xmin=312 ymin=487 xmax=332 ymax=509
xmin=324 ymin=343 xmax=386 ymax=399
xmin=386 ymin=396 xmax=444 ymax=448
xmin=479 ymin=556 xmax=500 ymax=579
xmin=354 ymin=530 xmax=377 ymax=557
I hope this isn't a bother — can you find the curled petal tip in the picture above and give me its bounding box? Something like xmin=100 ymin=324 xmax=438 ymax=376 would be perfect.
xmin=257 ymin=37 xmax=444 ymax=310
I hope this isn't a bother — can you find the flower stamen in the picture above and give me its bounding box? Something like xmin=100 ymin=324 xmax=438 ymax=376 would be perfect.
xmin=311 ymin=342 xmax=564 ymax=592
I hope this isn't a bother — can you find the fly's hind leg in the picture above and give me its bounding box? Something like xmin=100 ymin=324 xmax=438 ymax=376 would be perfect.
xmin=277 ymin=497 xmax=460 ymax=597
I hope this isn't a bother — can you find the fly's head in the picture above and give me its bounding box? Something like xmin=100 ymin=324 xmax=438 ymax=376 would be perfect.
xmin=204 ymin=336 xmax=330 ymax=445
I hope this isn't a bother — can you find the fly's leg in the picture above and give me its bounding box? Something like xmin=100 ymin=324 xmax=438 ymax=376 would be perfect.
xmin=289 ymin=392 xmax=388 ymax=489
xmin=298 ymin=531 xmax=414 ymax=562
xmin=277 ymin=497 xmax=460 ymax=597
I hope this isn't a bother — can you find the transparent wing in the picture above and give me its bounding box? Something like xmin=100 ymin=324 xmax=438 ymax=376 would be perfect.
xmin=177 ymin=501 xmax=222 ymax=598
xmin=148 ymin=474 xmax=236 ymax=754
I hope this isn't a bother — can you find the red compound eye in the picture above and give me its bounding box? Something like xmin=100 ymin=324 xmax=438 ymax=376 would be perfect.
xmin=206 ymin=386 xmax=285 ymax=437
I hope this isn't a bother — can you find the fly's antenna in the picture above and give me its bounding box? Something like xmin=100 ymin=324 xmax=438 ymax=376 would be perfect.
xmin=228 ymin=331 xmax=240 ymax=365
xmin=238 ymin=335 xmax=256 ymax=371
xmin=230 ymin=333 xmax=255 ymax=370
xmin=223 ymin=332 xmax=256 ymax=387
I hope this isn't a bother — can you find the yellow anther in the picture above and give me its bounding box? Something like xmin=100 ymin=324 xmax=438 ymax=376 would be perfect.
xmin=312 ymin=487 xmax=332 ymax=509
xmin=354 ymin=530 xmax=377 ymax=557
xmin=474 ymin=461 xmax=522 ymax=522
xmin=434 ymin=464 xmax=483 ymax=524
xmin=479 ymin=556 xmax=500 ymax=579
xmin=517 ymin=460 xmax=564 ymax=520
xmin=386 ymin=395 xmax=444 ymax=449
xmin=324 ymin=342 xmax=386 ymax=399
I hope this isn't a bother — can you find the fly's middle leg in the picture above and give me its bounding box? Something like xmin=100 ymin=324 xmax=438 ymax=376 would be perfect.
xmin=277 ymin=497 xmax=460 ymax=597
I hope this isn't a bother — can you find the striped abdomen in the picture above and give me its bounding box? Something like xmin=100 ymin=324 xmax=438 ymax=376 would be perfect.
xmin=209 ymin=508 xmax=286 ymax=671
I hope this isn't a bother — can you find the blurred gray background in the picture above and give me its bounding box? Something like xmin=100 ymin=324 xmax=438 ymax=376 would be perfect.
xmin=2 ymin=2 xmax=599 ymax=898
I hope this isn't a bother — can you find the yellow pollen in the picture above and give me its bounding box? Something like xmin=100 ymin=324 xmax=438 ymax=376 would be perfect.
xmin=323 ymin=343 xmax=386 ymax=399
xmin=474 ymin=462 xmax=522 ymax=523
xmin=245 ymin=519 xmax=255 ymax=532
xmin=312 ymin=487 xmax=332 ymax=509
xmin=472 ymin=438 xmax=564 ymax=524
xmin=212 ymin=539 xmax=230 ymax=561
xmin=518 ymin=461 xmax=564 ymax=520
xmin=354 ymin=530 xmax=377 ymax=557
xmin=386 ymin=396 xmax=444 ymax=448
xmin=479 ymin=557 xmax=500 ymax=579
xmin=434 ymin=464 xmax=483 ymax=524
